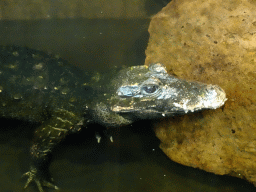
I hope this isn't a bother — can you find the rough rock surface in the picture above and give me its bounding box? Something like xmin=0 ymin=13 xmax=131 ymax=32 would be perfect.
xmin=145 ymin=0 xmax=256 ymax=186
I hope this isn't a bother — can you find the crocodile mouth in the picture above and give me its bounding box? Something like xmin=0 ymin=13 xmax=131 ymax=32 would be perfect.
xmin=111 ymin=84 xmax=227 ymax=115
xmin=172 ymin=84 xmax=227 ymax=113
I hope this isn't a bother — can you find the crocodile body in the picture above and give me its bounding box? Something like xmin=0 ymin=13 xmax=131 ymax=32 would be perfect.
xmin=0 ymin=46 xmax=227 ymax=191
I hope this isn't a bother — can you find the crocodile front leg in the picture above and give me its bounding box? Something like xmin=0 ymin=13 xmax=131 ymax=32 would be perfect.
xmin=22 ymin=108 xmax=85 ymax=192
xmin=22 ymin=165 xmax=59 ymax=191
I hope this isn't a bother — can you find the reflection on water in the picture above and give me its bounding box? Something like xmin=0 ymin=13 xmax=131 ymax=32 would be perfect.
xmin=0 ymin=19 xmax=255 ymax=192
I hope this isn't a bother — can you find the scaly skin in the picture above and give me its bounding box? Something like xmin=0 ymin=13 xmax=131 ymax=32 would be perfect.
xmin=0 ymin=46 xmax=91 ymax=191
xmin=0 ymin=46 xmax=227 ymax=191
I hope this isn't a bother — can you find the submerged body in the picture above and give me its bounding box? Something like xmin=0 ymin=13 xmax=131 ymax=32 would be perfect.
xmin=0 ymin=46 xmax=227 ymax=191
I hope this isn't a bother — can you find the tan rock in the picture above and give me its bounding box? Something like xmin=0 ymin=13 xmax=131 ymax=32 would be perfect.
xmin=145 ymin=0 xmax=256 ymax=186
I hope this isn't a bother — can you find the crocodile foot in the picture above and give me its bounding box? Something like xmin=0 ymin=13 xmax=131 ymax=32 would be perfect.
xmin=22 ymin=165 xmax=59 ymax=192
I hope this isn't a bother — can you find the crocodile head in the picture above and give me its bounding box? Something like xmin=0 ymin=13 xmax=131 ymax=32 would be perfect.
xmin=91 ymin=63 xmax=227 ymax=127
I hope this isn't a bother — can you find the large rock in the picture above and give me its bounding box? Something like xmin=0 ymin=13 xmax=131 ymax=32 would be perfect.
xmin=145 ymin=0 xmax=256 ymax=186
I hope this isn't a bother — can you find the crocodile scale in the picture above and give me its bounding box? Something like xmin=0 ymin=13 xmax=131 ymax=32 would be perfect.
xmin=0 ymin=45 xmax=227 ymax=191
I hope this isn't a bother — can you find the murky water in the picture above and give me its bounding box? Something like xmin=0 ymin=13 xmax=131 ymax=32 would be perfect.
xmin=0 ymin=19 xmax=255 ymax=192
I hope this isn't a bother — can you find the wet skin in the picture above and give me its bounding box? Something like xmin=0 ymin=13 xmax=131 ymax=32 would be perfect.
xmin=0 ymin=46 xmax=227 ymax=191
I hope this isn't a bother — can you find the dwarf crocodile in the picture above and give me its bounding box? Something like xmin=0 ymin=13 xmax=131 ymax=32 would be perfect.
xmin=0 ymin=45 xmax=227 ymax=191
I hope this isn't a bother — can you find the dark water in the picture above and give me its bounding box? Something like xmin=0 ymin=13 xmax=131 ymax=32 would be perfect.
xmin=0 ymin=19 xmax=255 ymax=192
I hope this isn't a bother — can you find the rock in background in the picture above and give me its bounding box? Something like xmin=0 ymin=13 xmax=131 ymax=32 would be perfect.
xmin=145 ymin=0 xmax=256 ymax=186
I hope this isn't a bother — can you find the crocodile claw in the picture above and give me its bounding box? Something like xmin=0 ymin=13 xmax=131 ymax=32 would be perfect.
xmin=22 ymin=165 xmax=59 ymax=192
xmin=95 ymin=130 xmax=113 ymax=143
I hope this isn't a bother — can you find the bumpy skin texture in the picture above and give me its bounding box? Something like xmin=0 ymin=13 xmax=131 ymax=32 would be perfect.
xmin=0 ymin=46 xmax=91 ymax=191
xmin=0 ymin=46 xmax=227 ymax=191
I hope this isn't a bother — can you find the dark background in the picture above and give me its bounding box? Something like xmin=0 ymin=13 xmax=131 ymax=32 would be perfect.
xmin=0 ymin=18 xmax=255 ymax=192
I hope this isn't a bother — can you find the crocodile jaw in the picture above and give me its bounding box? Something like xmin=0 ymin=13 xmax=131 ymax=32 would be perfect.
xmin=111 ymin=83 xmax=227 ymax=118
xmin=171 ymin=84 xmax=227 ymax=114
xmin=109 ymin=63 xmax=227 ymax=119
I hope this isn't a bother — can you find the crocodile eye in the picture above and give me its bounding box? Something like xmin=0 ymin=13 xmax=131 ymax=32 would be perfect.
xmin=141 ymin=85 xmax=158 ymax=94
